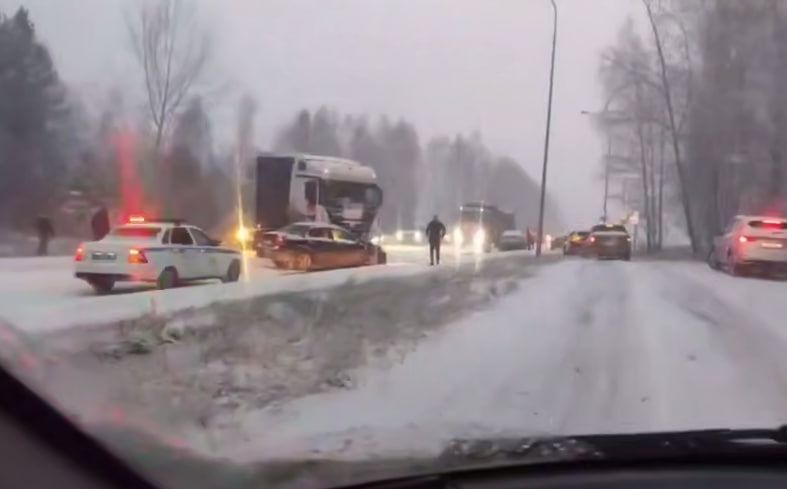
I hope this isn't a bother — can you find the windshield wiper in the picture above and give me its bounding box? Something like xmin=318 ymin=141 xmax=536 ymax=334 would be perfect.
xmin=439 ymin=426 xmax=787 ymax=467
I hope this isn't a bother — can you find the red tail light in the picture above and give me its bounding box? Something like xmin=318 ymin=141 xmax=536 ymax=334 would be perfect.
xmin=588 ymin=236 xmax=596 ymax=243
xmin=128 ymin=248 xmax=148 ymax=264
xmin=275 ymin=234 xmax=286 ymax=247
xmin=739 ymin=236 xmax=757 ymax=243
xmin=74 ymin=246 xmax=85 ymax=262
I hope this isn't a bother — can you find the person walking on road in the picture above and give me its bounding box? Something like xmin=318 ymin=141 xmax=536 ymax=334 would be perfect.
xmin=91 ymin=205 xmax=110 ymax=241
xmin=425 ymin=215 xmax=447 ymax=266
xmin=34 ymin=215 xmax=54 ymax=256
xmin=526 ymin=227 xmax=535 ymax=250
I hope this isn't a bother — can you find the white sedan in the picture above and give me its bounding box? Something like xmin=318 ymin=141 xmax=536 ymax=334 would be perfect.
xmin=708 ymin=215 xmax=787 ymax=276
xmin=74 ymin=219 xmax=242 ymax=293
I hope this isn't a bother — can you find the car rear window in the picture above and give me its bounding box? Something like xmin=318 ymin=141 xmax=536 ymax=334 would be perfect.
xmin=279 ymin=224 xmax=311 ymax=236
xmin=110 ymin=227 xmax=161 ymax=238
xmin=591 ymin=224 xmax=628 ymax=233
xmin=748 ymin=220 xmax=787 ymax=230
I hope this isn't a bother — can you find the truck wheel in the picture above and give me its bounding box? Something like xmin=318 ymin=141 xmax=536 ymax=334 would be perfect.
xmin=223 ymin=260 xmax=241 ymax=283
xmin=157 ymin=268 xmax=178 ymax=290
xmin=88 ymin=277 xmax=115 ymax=294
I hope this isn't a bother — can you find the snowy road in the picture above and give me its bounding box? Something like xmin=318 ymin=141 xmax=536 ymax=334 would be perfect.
xmin=0 ymin=245 xmax=497 ymax=331
xmin=201 ymin=258 xmax=787 ymax=461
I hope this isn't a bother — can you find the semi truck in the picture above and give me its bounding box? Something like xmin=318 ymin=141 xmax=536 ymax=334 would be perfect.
xmin=251 ymin=154 xmax=384 ymax=256
xmin=452 ymin=202 xmax=516 ymax=253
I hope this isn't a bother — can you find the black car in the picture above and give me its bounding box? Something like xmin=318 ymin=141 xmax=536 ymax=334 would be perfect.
xmin=261 ymin=221 xmax=386 ymax=271
xmin=588 ymin=223 xmax=632 ymax=260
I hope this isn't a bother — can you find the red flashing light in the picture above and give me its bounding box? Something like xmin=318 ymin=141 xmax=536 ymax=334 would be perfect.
xmin=128 ymin=248 xmax=148 ymax=264
xmin=128 ymin=215 xmax=146 ymax=223
xmin=75 ymin=246 xmax=85 ymax=262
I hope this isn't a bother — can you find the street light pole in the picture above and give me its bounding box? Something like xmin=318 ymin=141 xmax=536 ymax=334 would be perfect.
xmin=535 ymin=0 xmax=558 ymax=257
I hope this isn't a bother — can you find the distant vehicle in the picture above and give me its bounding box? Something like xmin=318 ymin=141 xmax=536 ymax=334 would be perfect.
xmin=498 ymin=230 xmax=528 ymax=251
xmin=74 ymin=217 xmax=241 ymax=293
xmin=708 ymin=215 xmax=787 ymax=276
xmin=564 ymin=230 xmax=590 ymax=255
xmin=453 ymin=202 xmax=516 ymax=253
xmin=588 ymin=223 xmax=631 ymax=260
xmin=251 ymin=154 xmax=383 ymax=257
xmin=393 ymin=229 xmax=424 ymax=245
xmin=261 ymin=221 xmax=386 ymax=271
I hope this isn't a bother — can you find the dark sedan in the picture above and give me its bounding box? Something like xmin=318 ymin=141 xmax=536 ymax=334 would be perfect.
xmin=261 ymin=222 xmax=387 ymax=271
xmin=587 ymin=224 xmax=631 ymax=260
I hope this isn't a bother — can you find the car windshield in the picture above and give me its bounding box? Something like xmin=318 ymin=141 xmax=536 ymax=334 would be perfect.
xmin=109 ymin=226 xmax=162 ymax=238
xmin=5 ymin=1 xmax=787 ymax=489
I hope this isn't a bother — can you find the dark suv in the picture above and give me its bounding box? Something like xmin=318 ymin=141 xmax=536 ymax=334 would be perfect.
xmin=588 ymin=224 xmax=632 ymax=260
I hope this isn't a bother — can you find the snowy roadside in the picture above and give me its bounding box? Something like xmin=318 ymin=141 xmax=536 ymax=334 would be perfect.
xmin=4 ymin=252 xmax=557 ymax=457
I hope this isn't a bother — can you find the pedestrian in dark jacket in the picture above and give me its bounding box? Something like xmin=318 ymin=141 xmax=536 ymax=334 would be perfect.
xmin=425 ymin=215 xmax=447 ymax=266
xmin=34 ymin=215 xmax=54 ymax=256
xmin=91 ymin=205 xmax=111 ymax=241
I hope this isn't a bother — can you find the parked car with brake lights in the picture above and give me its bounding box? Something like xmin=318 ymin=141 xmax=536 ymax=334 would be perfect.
xmin=261 ymin=222 xmax=386 ymax=271
xmin=708 ymin=215 xmax=787 ymax=276
xmin=74 ymin=217 xmax=242 ymax=293
xmin=587 ymin=224 xmax=631 ymax=260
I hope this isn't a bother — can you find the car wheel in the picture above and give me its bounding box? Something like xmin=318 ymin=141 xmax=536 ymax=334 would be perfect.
xmin=296 ymin=253 xmax=312 ymax=271
xmin=87 ymin=277 xmax=115 ymax=294
xmin=707 ymin=248 xmax=720 ymax=270
xmin=727 ymin=253 xmax=744 ymax=277
xmin=157 ymin=268 xmax=178 ymax=290
xmin=223 ymin=260 xmax=241 ymax=283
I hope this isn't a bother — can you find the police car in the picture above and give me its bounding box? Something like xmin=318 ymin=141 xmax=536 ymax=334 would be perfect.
xmin=74 ymin=217 xmax=242 ymax=293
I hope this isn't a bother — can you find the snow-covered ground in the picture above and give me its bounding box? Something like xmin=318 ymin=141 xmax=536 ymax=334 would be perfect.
xmin=0 ymin=244 xmax=486 ymax=332
xmin=188 ymin=258 xmax=787 ymax=461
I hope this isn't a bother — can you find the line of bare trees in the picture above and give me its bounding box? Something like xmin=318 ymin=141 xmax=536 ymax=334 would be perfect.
xmin=597 ymin=0 xmax=787 ymax=253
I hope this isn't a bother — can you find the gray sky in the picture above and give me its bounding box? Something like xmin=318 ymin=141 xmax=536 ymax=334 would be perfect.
xmin=1 ymin=0 xmax=642 ymax=228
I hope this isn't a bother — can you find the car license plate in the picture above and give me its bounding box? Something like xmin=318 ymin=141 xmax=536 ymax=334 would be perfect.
xmin=91 ymin=252 xmax=116 ymax=261
xmin=762 ymin=242 xmax=783 ymax=249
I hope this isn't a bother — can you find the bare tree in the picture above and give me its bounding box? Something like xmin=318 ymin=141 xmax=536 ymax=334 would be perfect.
xmin=643 ymin=0 xmax=698 ymax=253
xmin=128 ymin=0 xmax=210 ymax=154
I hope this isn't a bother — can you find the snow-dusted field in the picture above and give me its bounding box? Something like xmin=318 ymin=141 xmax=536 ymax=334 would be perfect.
xmin=7 ymin=252 xmax=786 ymax=479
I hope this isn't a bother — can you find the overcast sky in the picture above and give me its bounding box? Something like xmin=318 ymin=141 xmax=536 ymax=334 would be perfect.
xmin=0 ymin=0 xmax=643 ymax=228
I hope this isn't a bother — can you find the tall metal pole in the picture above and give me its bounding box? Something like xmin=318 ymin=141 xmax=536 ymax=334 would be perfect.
xmin=602 ymin=137 xmax=611 ymax=222
xmin=535 ymin=0 xmax=558 ymax=257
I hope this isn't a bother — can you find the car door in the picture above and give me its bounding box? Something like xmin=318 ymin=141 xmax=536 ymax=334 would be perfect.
xmin=169 ymin=226 xmax=200 ymax=279
xmin=189 ymin=226 xmax=219 ymax=278
xmin=305 ymin=226 xmax=336 ymax=268
xmin=330 ymin=228 xmax=366 ymax=266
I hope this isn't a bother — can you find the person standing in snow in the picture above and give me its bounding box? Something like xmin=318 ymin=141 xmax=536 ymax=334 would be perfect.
xmin=90 ymin=205 xmax=111 ymax=241
xmin=425 ymin=215 xmax=447 ymax=266
xmin=34 ymin=215 xmax=54 ymax=256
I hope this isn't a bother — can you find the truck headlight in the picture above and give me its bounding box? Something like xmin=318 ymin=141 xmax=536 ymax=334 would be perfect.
xmin=473 ymin=229 xmax=486 ymax=252
xmin=414 ymin=231 xmax=423 ymax=243
xmin=453 ymin=227 xmax=463 ymax=246
xmin=395 ymin=230 xmax=404 ymax=242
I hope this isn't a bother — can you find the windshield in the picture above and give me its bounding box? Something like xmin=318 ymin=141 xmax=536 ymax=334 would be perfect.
xmin=4 ymin=1 xmax=787 ymax=489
